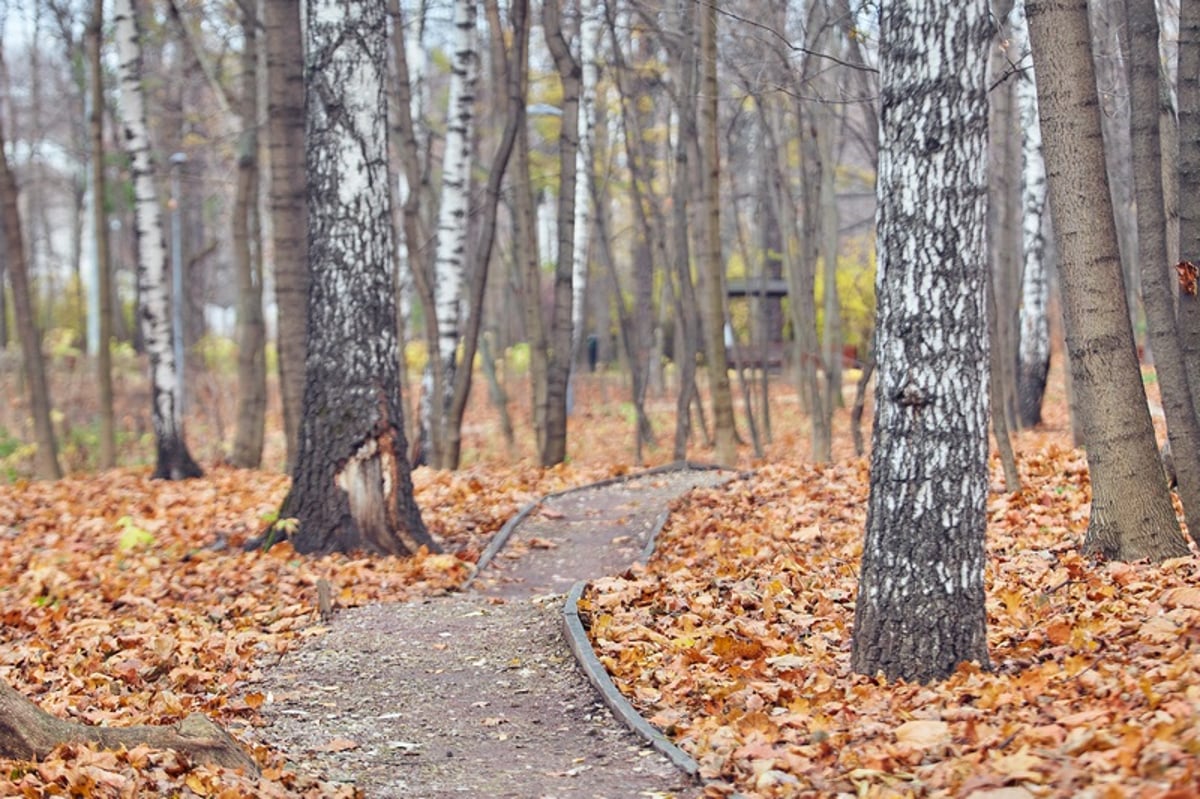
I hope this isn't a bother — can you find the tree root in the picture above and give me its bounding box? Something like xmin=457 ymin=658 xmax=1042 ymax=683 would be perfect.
xmin=0 ymin=681 xmax=258 ymax=773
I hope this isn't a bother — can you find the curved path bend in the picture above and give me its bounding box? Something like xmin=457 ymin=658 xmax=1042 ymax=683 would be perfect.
xmin=251 ymin=464 xmax=734 ymax=799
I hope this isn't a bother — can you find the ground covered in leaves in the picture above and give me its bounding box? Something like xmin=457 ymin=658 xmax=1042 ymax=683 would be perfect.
xmin=0 ymin=370 xmax=1197 ymax=797
xmin=584 ymin=446 xmax=1200 ymax=798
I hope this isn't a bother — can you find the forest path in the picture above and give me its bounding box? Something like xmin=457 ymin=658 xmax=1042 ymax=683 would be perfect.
xmin=250 ymin=464 xmax=734 ymax=799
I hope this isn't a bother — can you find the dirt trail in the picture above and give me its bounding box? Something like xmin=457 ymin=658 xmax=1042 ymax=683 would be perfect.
xmin=249 ymin=466 xmax=732 ymax=799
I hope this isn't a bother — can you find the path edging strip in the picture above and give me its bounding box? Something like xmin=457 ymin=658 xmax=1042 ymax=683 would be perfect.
xmin=562 ymin=580 xmax=701 ymax=780
xmin=463 ymin=460 xmax=724 ymax=589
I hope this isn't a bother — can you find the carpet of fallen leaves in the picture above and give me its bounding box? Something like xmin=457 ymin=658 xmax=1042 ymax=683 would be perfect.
xmin=584 ymin=435 xmax=1200 ymax=798
xmin=0 ymin=459 xmax=622 ymax=797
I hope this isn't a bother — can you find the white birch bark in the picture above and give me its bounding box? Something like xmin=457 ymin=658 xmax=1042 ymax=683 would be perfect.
xmin=1012 ymin=0 xmax=1053 ymax=428
xmin=430 ymin=0 xmax=477 ymax=434
xmin=112 ymin=0 xmax=201 ymax=479
xmin=570 ymin=0 xmax=601 ymax=372
xmin=851 ymin=0 xmax=992 ymax=683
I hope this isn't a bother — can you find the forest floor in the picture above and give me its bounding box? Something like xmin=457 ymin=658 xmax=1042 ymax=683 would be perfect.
xmin=0 ymin=366 xmax=1197 ymax=797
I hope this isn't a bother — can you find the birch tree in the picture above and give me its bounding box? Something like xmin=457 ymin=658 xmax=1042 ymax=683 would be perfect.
xmin=113 ymin=0 xmax=202 ymax=481
xmin=277 ymin=0 xmax=436 ymax=556
xmin=1027 ymin=0 xmax=1190 ymax=561
xmin=427 ymin=0 xmax=478 ymax=469
xmin=569 ymin=0 xmax=601 ymax=396
xmin=851 ymin=0 xmax=992 ymax=683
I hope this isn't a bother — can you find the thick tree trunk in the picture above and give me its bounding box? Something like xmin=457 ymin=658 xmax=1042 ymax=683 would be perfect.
xmin=89 ymin=0 xmax=116 ymax=470
xmin=264 ymin=0 xmax=308 ymax=474
xmin=852 ymin=0 xmax=992 ymax=684
xmin=232 ymin=3 xmax=266 ymax=469
xmin=1027 ymin=0 xmax=1190 ymax=561
xmin=0 ymin=681 xmax=255 ymax=772
xmin=0 ymin=117 xmax=61 ymax=480
xmin=698 ymin=0 xmax=736 ymax=467
xmin=281 ymin=0 xmax=437 ymax=557
xmin=1124 ymin=0 xmax=1200 ymax=546
xmin=1177 ymin=0 xmax=1200 ymax=415
xmin=113 ymin=0 xmax=201 ymax=481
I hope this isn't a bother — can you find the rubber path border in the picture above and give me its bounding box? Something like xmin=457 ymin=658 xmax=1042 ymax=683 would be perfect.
xmin=462 ymin=460 xmax=727 ymax=589
xmin=465 ymin=461 xmax=746 ymax=787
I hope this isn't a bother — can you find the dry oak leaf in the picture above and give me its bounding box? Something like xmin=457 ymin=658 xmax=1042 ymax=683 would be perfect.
xmin=1160 ymin=586 xmax=1200 ymax=609
xmin=894 ymin=719 xmax=951 ymax=749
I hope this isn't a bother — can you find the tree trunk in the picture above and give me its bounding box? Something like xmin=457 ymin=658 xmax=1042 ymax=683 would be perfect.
xmin=113 ymin=0 xmax=201 ymax=481
xmin=851 ymin=0 xmax=992 ymax=684
xmin=1124 ymin=0 xmax=1200 ymax=546
xmin=231 ymin=2 xmax=266 ymax=469
xmin=669 ymin=0 xmax=700 ymax=462
xmin=568 ymin=1 xmax=601 ymax=403
xmin=428 ymin=0 xmax=479 ymax=470
xmin=89 ymin=0 xmax=116 ymax=470
xmin=538 ymin=0 xmax=581 ymax=467
xmin=264 ymin=0 xmax=308 ymax=474
xmin=698 ymin=0 xmax=736 ymax=467
xmin=1027 ymin=0 xmax=1190 ymax=561
xmin=443 ymin=0 xmax=526 ymax=470
xmin=0 ymin=681 xmax=255 ymax=773
xmin=1177 ymin=0 xmax=1200 ymax=415
xmin=0 ymin=113 xmax=61 ymax=480
xmin=280 ymin=0 xmax=437 ymax=557
xmin=1012 ymin=0 xmax=1054 ymax=429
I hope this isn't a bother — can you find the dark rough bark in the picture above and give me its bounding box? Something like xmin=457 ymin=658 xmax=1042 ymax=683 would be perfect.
xmin=232 ymin=3 xmax=266 ymax=469
xmin=1027 ymin=0 xmax=1190 ymax=561
xmin=264 ymin=0 xmax=308 ymax=474
xmin=1124 ymin=0 xmax=1200 ymax=547
xmin=539 ymin=0 xmax=581 ymax=468
xmin=0 ymin=117 xmax=62 ymax=480
xmin=851 ymin=0 xmax=992 ymax=684
xmin=698 ymin=0 xmax=736 ymax=467
xmin=1178 ymin=0 xmax=1200 ymax=417
xmin=90 ymin=0 xmax=116 ymax=469
xmin=280 ymin=0 xmax=437 ymax=557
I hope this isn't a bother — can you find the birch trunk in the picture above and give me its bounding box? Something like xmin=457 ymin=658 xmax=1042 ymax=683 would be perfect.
xmin=851 ymin=0 xmax=992 ymax=684
xmin=569 ymin=1 xmax=601 ymax=382
xmin=113 ymin=0 xmax=201 ymax=481
xmin=278 ymin=0 xmax=436 ymax=556
xmin=428 ymin=0 xmax=478 ymax=469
